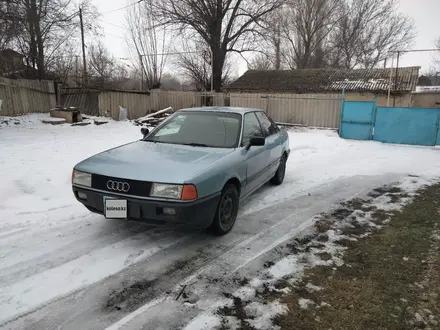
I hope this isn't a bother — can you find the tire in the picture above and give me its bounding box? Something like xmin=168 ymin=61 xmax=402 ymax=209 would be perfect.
xmin=270 ymin=154 xmax=287 ymax=185
xmin=209 ymin=184 xmax=239 ymax=236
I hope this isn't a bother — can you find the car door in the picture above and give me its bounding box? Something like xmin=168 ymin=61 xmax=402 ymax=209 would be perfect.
xmin=241 ymin=112 xmax=268 ymax=196
xmin=255 ymin=111 xmax=283 ymax=177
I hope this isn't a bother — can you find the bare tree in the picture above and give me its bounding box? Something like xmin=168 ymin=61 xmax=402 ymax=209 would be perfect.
xmin=328 ymin=0 xmax=414 ymax=69
xmin=282 ymin=0 xmax=342 ymax=69
xmin=248 ymin=53 xmax=275 ymax=70
xmin=88 ymin=41 xmax=115 ymax=87
xmin=0 ymin=0 xmax=98 ymax=79
xmin=0 ymin=1 xmax=23 ymax=51
xmin=256 ymin=7 xmax=288 ymax=70
xmin=175 ymin=37 xmax=234 ymax=91
xmin=126 ymin=0 xmax=169 ymax=90
xmin=153 ymin=0 xmax=283 ymax=92
xmin=433 ymin=37 xmax=440 ymax=70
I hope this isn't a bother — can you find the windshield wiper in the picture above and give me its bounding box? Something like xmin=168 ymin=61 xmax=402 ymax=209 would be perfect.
xmin=182 ymin=143 xmax=209 ymax=147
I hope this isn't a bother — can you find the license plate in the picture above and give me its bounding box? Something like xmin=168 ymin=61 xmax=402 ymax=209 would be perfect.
xmin=104 ymin=197 xmax=127 ymax=219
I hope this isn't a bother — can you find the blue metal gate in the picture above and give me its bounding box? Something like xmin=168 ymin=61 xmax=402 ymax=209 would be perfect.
xmin=340 ymin=99 xmax=440 ymax=146
xmin=339 ymin=101 xmax=376 ymax=140
xmin=374 ymin=107 xmax=440 ymax=146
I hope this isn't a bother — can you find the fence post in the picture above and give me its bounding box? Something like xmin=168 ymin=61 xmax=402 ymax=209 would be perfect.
xmin=433 ymin=109 xmax=440 ymax=146
xmin=371 ymin=96 xmax=378 ymax=140
xmin=339 ymin=88 xmax=345 ymax=136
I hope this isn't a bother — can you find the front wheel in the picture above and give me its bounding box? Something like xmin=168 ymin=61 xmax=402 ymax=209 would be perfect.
xmin=209 ymin=184 xmax=239 ymax=236
xmin=270 ymin=154 xmax=287 ymax=185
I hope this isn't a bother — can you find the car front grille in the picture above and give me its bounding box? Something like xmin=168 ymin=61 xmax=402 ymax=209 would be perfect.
xmin=92 ymin=174 xmax=152 ymax=197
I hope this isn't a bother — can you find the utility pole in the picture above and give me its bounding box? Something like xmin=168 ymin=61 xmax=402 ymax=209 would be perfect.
xmin=75 ymin=55 xmax=79 ymax=82
xmin=79 ymin=7 xmax=88 ymax=86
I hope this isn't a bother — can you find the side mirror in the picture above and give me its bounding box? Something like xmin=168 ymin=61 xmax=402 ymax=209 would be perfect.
xmin=141 ymin=127 xmax=149 ymax=138
xmin=246 ymin=136 xmax=265 ymax=150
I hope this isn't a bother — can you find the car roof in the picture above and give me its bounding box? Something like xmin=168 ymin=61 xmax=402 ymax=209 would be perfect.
xmin=177 ymin=106 xmax=264 ymax=115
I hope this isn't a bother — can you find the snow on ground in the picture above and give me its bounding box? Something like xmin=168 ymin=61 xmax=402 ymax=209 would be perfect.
xmin=1 ymin=113 xmax=440 ymax=329
xmin=242 ymin=127 xmax=440 ymax=215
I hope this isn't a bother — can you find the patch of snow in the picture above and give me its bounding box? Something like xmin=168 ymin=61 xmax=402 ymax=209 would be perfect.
xmin=306 ymin=283 xmax=323 ymax=293
xmin=272 ymin=286 xmax=291 ymax=294
xmin=298 ymin=298 xmax=315 ymax=310
xmin=233 ymin=286 xmax=256 ymax=302
xmin=244 ymin=300 xmax=288 ymax=330
xmin=431 ymin=234 xmax=440 ymax=241
xmin=182 ymin=313 xmax=222 ymax=330
xmin=221 ymin=316 xmax=241 ymax=330
xmin=41 ymin=117 xmax=67 ymax=123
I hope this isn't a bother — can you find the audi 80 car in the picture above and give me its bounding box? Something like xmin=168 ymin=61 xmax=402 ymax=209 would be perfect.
xmin=72 ymin=107 xmax=290 ymax=235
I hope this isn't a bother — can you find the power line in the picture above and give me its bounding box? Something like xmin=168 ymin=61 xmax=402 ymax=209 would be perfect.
xmin=105 ymin=32 xmax=126 ymax=40
xmin=96 ymin=18 xmax=130 ymax=31
xmin=101 ymin=0 xmax=143 ymax=15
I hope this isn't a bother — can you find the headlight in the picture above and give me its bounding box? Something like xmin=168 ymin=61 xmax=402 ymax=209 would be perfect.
xmin=150 ymin=183 xmax=198 ymax=200
xmin=151 ymin=183 xmax=183 ymax=199
xmin=72 ymin=170 xmax=92 ymax=187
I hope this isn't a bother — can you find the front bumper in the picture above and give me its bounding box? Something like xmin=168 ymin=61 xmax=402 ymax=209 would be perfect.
xmin=72 ymin=186 xmax=220 ymax=229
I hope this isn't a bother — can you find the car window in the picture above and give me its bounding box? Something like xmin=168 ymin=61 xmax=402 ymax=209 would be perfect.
xmin=255 ymin=111 xmax=280 ymax=136
xmin=241 ymin=112 xmax=264 ymax=147
xmin=144 ymin=111 xmax=241 ymax=148
xmin=154 ymin=115 xmax=186 ymax=137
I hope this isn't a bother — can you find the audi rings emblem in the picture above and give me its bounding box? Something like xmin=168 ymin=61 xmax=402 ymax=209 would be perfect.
xmin=107 ymin=180 xmax=130 ymax=192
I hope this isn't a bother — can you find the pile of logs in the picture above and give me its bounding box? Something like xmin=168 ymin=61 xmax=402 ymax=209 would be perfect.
xmin=133 ymin=107 xmax=173 ymax=127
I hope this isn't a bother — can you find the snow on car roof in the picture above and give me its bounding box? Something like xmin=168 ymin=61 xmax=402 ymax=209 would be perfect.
xmin=177 ymin=106 xmax=262 ymax=114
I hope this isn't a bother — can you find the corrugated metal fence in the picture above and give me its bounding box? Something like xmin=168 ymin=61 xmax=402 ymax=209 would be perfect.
xmin=227 ymin=93 xmax=342 ymax=128
xmin=1 ymin=79 xmax=342 ymax=128
xmin=61 ymin=90 xmax=342 ymax=128
xmin=0 ymin=78 xmax=56 ymax=116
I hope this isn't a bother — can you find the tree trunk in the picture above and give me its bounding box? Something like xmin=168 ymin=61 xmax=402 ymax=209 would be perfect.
xmin=274 ymin=28 xmax=281 ymax=70
xmin=211 ymin=47 xmax=225 ymax=92
xmin=25 ymin=0 xmax=37 ymax=69
xmin=32 ymin=0 xmax=44 ymax=79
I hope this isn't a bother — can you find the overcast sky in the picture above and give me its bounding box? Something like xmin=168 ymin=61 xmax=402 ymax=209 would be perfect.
xmin=91 ymin=0 xmax=440 ymax=76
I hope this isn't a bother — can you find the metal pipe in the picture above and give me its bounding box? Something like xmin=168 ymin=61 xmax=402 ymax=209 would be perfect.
xmin=387 ymin=55 xmax=395 ymax=107
xmin=393 ymin=51 xmax=400 ymax=107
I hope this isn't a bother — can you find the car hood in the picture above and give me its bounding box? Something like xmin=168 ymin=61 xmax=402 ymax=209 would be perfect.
xmin=75 ymin=141 xmax=233 ymax=183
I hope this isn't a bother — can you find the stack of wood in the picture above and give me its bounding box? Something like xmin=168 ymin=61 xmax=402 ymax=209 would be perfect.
xmin=133 ymin=107 xmax=173 ymax=127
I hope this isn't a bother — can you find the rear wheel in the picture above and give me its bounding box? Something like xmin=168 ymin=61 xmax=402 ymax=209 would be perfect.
xmin=209 ymin=184 xmax=239 ymax=236
xmin=270 ymin=154 xmax=287 ymax=185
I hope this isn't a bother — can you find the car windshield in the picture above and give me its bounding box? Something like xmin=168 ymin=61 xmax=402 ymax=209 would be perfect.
xmin=143 ymin=111 xmax=242 ymax=148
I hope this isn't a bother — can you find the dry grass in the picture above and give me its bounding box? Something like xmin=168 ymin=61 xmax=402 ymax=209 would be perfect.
xmin=275 ymin=184 xmax=440 ymax=330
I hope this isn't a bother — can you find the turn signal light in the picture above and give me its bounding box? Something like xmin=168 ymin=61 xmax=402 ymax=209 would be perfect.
xmin=181 ymin=184 xmax=198 ymax=200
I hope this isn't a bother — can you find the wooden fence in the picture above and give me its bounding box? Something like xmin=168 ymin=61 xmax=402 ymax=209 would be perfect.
xmin=0 ymin=78 xmax=56 ymax=116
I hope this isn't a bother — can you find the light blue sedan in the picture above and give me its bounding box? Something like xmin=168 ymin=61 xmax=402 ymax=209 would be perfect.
xmin=72 ymin=107 xmax=290 ymax=235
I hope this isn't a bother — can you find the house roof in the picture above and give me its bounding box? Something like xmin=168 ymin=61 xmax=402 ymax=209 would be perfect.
xmin=226 ymin=67 xmax=421 ymax=93
xmin=0 ymin=48 xmax=24 ymax=58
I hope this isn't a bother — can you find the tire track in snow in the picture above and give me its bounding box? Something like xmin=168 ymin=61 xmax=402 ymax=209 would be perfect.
xmin=0 ymin=222 xmax=157 ymax=286
xmin=0 ymin=226 xmax=190 ymax=325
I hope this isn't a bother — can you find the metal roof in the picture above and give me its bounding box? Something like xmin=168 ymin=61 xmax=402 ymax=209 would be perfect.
xmin=226 ymin=67 xmax=421 ymax=93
